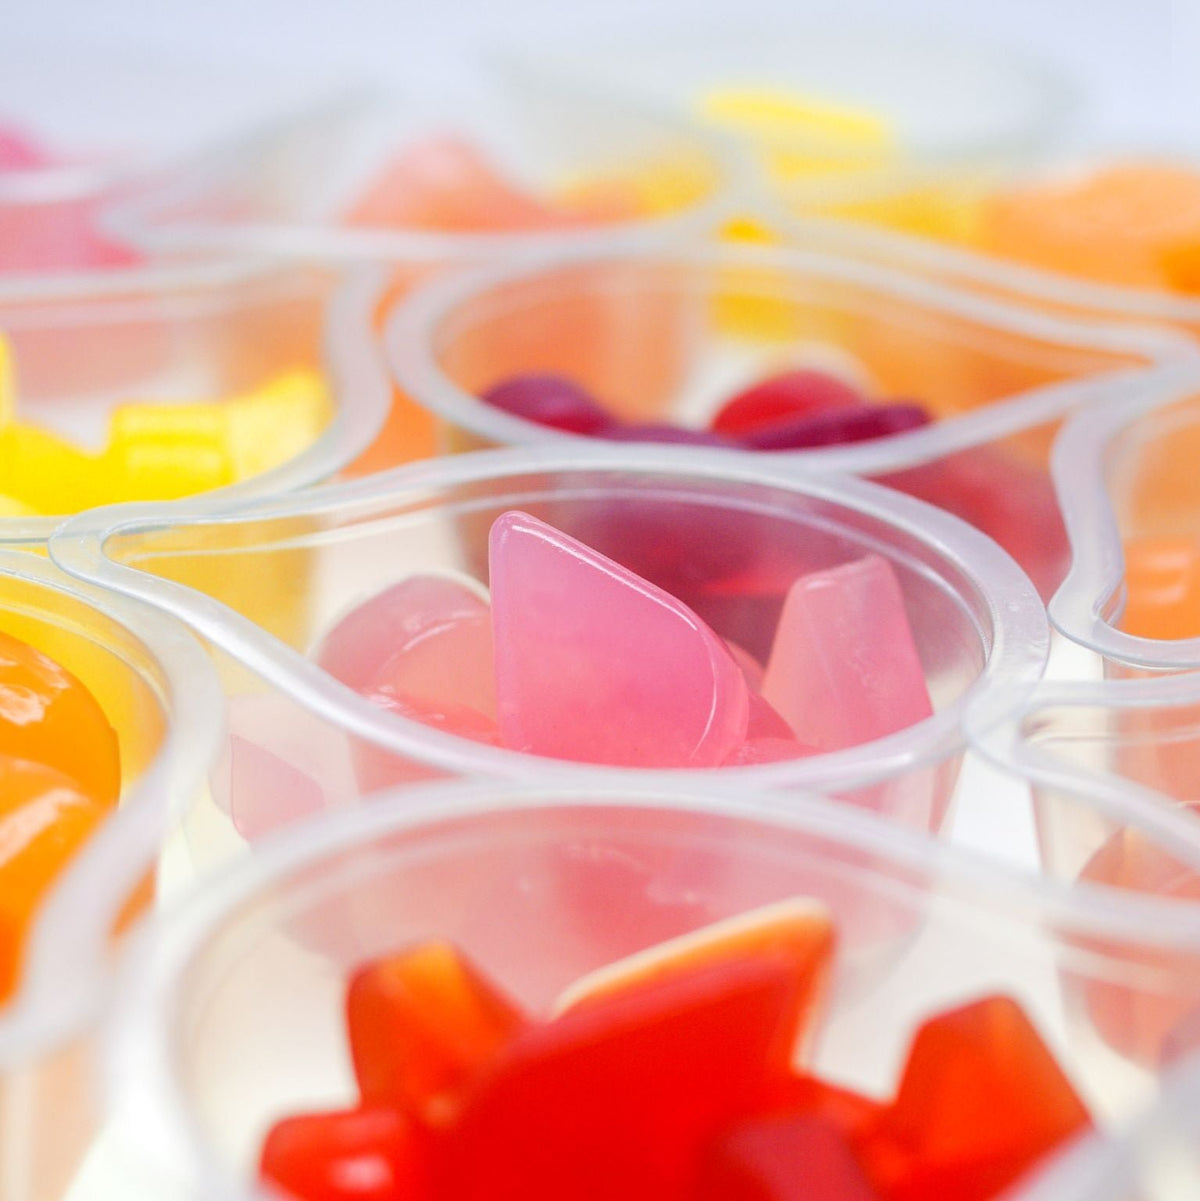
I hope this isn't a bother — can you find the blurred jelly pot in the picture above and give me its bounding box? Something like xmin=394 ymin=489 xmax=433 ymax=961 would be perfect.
xmin=385 ymin=243 xmax=1195 ymax=598
xmin=969 ymin=668 xmax=1200 ymax=1073
xmin=1048 ymin=377 xmax=1200 ymax=676
xmin=53 ymin=444 xmax=1046 ymax=846
xmin=102 ymin=777 xmax=1200 ymax=1199
xmin=0 ymin=552 xmax=221 ymax=1201
xmin=0 ymin=261 xmax=392 ymax=549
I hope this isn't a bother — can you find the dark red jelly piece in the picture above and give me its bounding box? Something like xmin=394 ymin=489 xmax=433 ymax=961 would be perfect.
xmin=482 ymin=373 xmax=611 ymax=435
xmin=599 ymin=423 xmax=741 ymax=448
xmin=740 ymin=403 xmax=932 ymax=451
xmin=712 ymin=370 xmax=865 ymax=436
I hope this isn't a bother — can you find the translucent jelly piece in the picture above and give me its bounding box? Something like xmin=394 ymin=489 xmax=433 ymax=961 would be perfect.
xmin=0 ymin=630 xmax=120 ymax=803
xmin=982 ymin=162 xmax=1200 ymax=289
xmin=1121 ymin=536 xmax=1200 ymax=639
xmin=866 ymin=995 xmax=1091 ymax=1201
xmin=347 ymin=942 xmax=527 ymax=1116
xmin=740 ymin=403 xmax=931 ymax=451
xmin=317 ymin=574 xmax=493 ymax=714
xmin=746 ymin=692 xmax=796 ymax=741
xmin=222 ymin=368 xmax=331 ymax=479
xmin=599 ymin=423 xmax=741 ymax=448
xmin=761 ymin=556 xmax=932 ymax=752
xmin=553 ymin=898 xmax=833 ymax=1032
xmin=441 ymin=954 xmax=805 ymax=1200
xmin=345 ymin=136 xmax=565 ymax=233
xmin=217 ymin=693 xmax=356 ymax=841
xmin=482 ymin=373 xmax=611 ymax=435
xmin=259 ymin=1106 xmax=430 ymax=1201
xmin=762 ymin=1074 xmax=885 ymax=1143
xmin=0 ymin=755 xmax=110 ymax=1000
xmin=711 ymin=369 xmax=864 ymax=436
xmin=698 ymin=1113 xmax=880 ymax=1201
xmin=490 ymin=511 xmax=749 ymax=767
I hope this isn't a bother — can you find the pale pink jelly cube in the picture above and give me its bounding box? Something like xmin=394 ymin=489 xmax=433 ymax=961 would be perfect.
xmin=761 ymin=554 xmax=933 ymax=752
xmin=316 ymin=574 xmax=496 ymax=719
xmin=490 ymin=511 xmax=749 ymax=767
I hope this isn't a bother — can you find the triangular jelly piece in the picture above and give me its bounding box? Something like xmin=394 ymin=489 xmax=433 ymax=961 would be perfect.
xmin=489 ymin=511 xmax=748 ymax=767
xmin=762 ymin=556 xmax=932 ymax=752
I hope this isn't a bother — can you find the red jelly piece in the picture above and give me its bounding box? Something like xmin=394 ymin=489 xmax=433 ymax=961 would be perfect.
xmin=697 ymin=1113 xmax=881 ymax=1201
xmin=599 ymin=423 xmax=741 ymax=448
xmin=440 ymin=954 xmax=810 ymax=1200
xmin=864 ymin=995 xmax=1092 ymax=1201
xmin=259 ymin=1106 xmax=429 ymax=1201
xmin=762 ymin=1074 xmax=886 ymax=1143
xmin=746 ymin=691 xmax=795 ymax=741
xmin=712 ymin=370 xmax=865 ymax=436
xmin=740 ymin=403 xmax=932 ymax=451
xmin=346 ymin=942 xmax=526 ymax=1118
xmin=482 ymin=374 xmax=612 ymax=436
xmin=0 ymin=127 xmax=49 ymax=171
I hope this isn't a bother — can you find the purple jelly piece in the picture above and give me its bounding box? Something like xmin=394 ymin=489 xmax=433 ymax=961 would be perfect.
xmin=740 ymin=402 xmax=932 ymax=451
xmin=482 ymin=373 xmax=612 ymax=435
xmin=599 ymin=423 xmax=741 ymax=448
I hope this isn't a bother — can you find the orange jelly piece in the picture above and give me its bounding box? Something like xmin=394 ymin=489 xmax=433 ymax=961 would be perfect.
xmin=1121 ymin=536 xmax=1200 ymax=640
xmin=863 ymin=995 xmax=1091 ymax=1201
xmin=0 ymin=630 xmax=120 ymax=804
xmin=982 ymin=162 xmax=1200 ymax=290
xmin=346 ymin=942 xmax=526 ymax=1118
xmin=0 ymin=755 xmax=111 ymax=999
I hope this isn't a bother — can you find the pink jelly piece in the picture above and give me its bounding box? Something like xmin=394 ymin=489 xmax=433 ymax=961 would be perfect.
xmin=740 ymin=403 xmax=932 ymax=451
xmin=747 ymin=692 xmax=795 ymax=741
xmin=726 ymin=640 xmax=765 ymax=691
xmin=599 ymin=423 xmax=741 ymax=448
xmin=762 ymin=555 xmax=933 ymax=752
xmin=316 ymin=575 xmax=495 ymax=717
xmin=346 ymin=136 xmax=566 ymax=232
xmin=724 ymin=737 xmax=819 ymax=767
xmin=0 ymin=126 xmax=49 ymax=171
xmin=712 ymin=369 xmax=864 ymax=436
xmin=483 ymin=374 xmax=612 ymax=435
xmin=489 ymin=510 xmax=749 ymax=767
xmin=354 ymin=685 xmax=501 ymax=793
xmin=218 ymin=693 xmax=357 ymax=841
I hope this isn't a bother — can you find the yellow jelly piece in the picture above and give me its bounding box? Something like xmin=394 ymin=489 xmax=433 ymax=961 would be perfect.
xmin=700 ymin=86 xmax=893 ymax=180
xmin=0 ymin=348 xmax=331 ymax=517
xmin=0 ymin=424 xmax=103 ymax=513
xmin=223 ymin=369 xmax=332 ymax=479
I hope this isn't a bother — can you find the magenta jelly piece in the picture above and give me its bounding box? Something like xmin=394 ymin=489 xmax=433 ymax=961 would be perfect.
xmin=741 ymin=402 xmax=932 ymax=451
xmin=489 ymin=510 xmax=749 ymax=767
xmin=599 ymin=423 xmax=741 ymax=448
xmin=482 ymin=374 xmax=612 ymax=435
xmin=316 ymin=575 xmax=495 ymax=717
xmin=762 ymin=555 xmax=933 ymax=752
xmin=711 ymin=369 xmax=864 ymax=436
